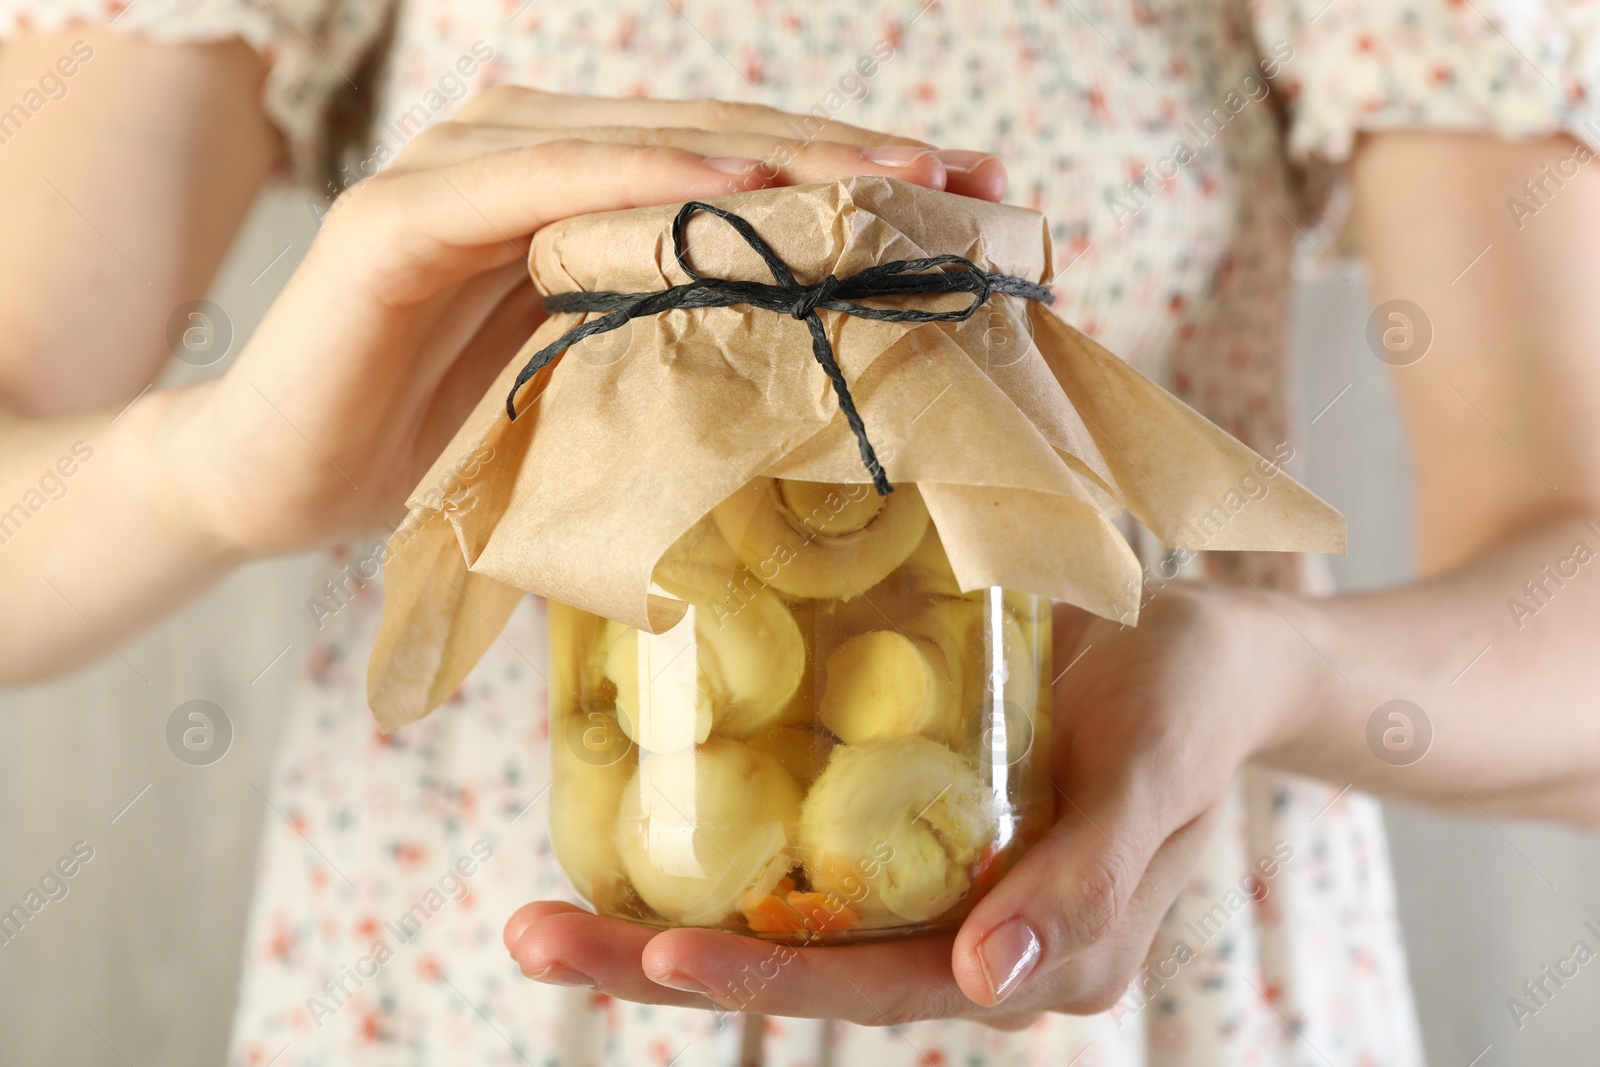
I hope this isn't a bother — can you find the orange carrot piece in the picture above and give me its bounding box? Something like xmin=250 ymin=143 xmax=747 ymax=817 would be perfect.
xmin=742 ymin=894 xmax=808 ymax=934
xmin=740 ymin=877 xmax=810 ymax=934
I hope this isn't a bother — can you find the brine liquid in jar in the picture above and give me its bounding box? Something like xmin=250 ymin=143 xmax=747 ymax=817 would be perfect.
xmin=548 ymin=478 xmax=1054 ymax=944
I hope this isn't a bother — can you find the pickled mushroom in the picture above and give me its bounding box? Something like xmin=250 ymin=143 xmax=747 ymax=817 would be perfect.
xmin=595 ymin=583 xmax=806 ymax=750
xmin=818 ymin=630 xmax=957 ymax=744
xmin=799 ymin=736 xmax=999 ymax=925
xmin=711 ymin=478 xmax=930 ymax=600
xmin=616 ymin=738 xmax=803 ymax=926
xmin=549 ymin=736 xmax=634 ymax=911
xmin=594 ymin=618 xmax=712 ymax=752
xmin=698 ymin=585 xmax=807 ymax=738
xmin=902 ymin=596 xmax=1039 ymax=750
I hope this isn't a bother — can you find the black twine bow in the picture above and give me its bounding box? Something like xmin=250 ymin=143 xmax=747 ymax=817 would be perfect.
xmin=506 ymin=200 xmax=1055 ymax=495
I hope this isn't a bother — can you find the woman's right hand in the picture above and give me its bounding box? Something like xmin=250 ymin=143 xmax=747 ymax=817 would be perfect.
xmin=148 ymin=89 xmax=1007 ymax=560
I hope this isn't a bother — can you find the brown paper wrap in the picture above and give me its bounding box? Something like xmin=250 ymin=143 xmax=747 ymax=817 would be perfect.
xmin=367 ymin=177 xmax=1343 ymax=732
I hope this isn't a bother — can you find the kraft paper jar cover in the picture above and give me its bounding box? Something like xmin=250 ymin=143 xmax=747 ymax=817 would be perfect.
xmin=367 ymin=177 xmax=1343 ymax=732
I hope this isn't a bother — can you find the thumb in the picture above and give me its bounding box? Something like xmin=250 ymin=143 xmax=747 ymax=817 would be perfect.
xmin=949 ymin=781 xmax=1160 ymax=1009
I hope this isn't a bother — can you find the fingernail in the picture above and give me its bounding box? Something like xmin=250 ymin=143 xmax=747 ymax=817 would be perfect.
xmin=649 ymin=970 xmax=712 ymax=996
xmin=861 ymin=145 xmax=936 ymax=168
xmin=530 ymin=963 xmax=596 ymax=987
xmin=703 ymin=156 xmax=764 ymax=174
xmin=935 ymin=149 xmax=996 ymax=174
xmin=977 ymin=919 xmax=1041 ymax=1004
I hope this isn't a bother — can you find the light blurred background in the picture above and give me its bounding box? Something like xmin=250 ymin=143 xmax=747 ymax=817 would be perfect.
xmin=0 ymin=182 xmax=1597 ymax=1066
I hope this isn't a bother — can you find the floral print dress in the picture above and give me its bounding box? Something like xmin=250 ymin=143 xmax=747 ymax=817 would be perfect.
xmin=9 ymin=1 xmax=1600 ymax=1064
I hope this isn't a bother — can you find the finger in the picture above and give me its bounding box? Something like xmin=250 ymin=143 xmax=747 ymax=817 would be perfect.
xmin=455 ymin=87 xmax=930 ymax=149
xmin=331 ymin=141 xmax=777 ymax=306
xmin=639 ymin=926 xmax=986 ymax=1025
xmin=503 ymin=899 xmax=586 ymax=954
xmin=389 ymin=123 xmax=950 ymax=191
xmin=508 ymin=907 xmax=720 ymax=1010
xmin=1025 ymin=806 xmax=1222 ymax=1015
xmin=449 ymin=89 xmax=1015 ymax=200
xmin=950 ymin=778 xmax=1164 ymax=1009
xmin=934 ymin=149 xmax=1009 ymax=202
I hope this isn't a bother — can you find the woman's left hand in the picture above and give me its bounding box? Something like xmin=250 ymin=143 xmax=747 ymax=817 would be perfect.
xmin=503 ymin=583 xmax=1310 ymax=1026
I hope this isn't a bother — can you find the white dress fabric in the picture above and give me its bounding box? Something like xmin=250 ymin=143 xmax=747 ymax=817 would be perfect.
xmin=10 ymin=1 xmax=1600 ymax=1064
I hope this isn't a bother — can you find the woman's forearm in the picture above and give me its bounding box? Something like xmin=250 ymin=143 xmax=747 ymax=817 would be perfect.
xmin=0 ymin=386 xmax=240 ymax=682
xmin=1253 ymin=508 xmax=1600 ymax=824
xmin=1250 ymin=132 xmax=1600 ymax=826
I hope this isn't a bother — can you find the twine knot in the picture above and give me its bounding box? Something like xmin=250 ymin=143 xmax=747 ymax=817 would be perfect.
xmin=792 ymin=273 xmax=841 ymax=319
xmin=507 ymin=199 xmax=1055 ymax=495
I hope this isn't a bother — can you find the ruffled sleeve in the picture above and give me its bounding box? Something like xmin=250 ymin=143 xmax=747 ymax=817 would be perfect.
xmin=1252 ymin=0 xmax=1600 ymax=217
xmin=0 ymin=0 xmax=395 ymax=184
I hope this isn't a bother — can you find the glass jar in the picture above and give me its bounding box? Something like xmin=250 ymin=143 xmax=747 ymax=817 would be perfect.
xmin=548 ymin=478 xmax=1053 ymax=944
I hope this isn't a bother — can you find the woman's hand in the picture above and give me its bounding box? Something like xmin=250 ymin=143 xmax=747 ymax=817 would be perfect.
xmin=146 ymin=89 xmax=1007 ymax=560
xmin=504 ymin=584 xmax=1308 ymax=1026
